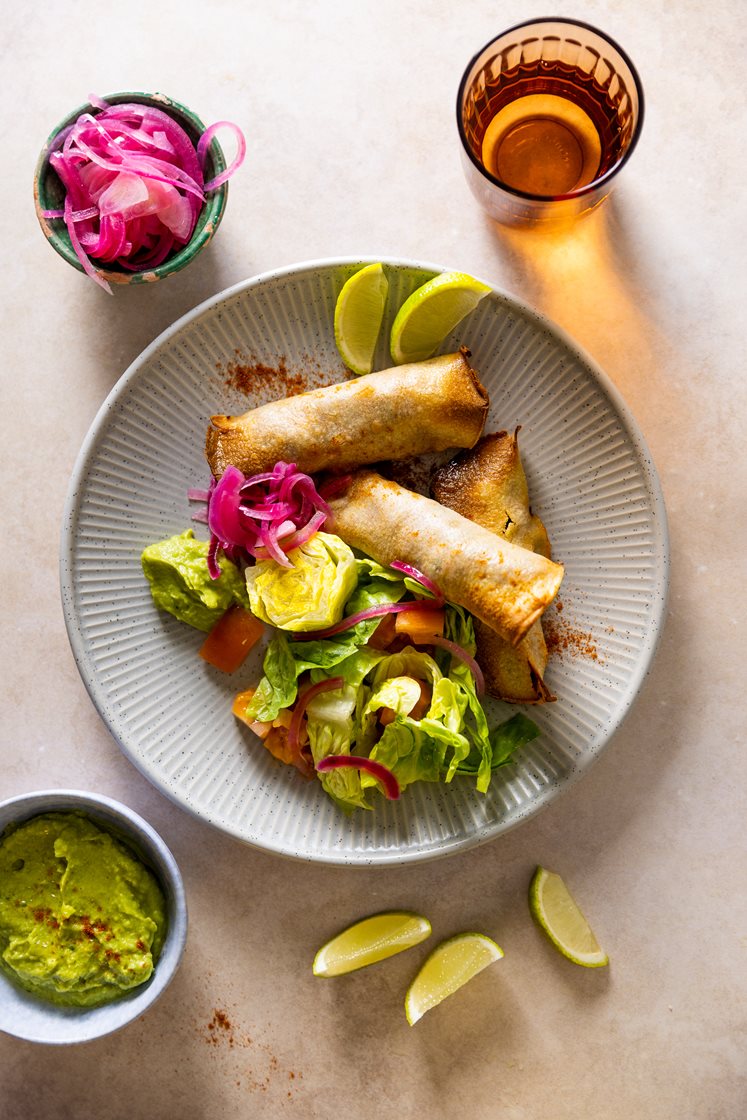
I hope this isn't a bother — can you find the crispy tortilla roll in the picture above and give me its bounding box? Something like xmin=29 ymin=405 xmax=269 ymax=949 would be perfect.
xmin=328 ymin=470 xmax=563 ymax=647
xmin=205 ymin=351 xmax=488 ymax=479
xmin=431 ymin=430 xmax=555 ymax=702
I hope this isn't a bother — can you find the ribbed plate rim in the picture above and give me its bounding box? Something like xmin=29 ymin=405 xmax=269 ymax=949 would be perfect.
xmin=59 ymin=256 xmax=670 ymax=865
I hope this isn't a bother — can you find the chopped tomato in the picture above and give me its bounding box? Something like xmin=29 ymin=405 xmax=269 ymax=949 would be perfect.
xmin=233 ymin=689 xmax=313 ymax=778
xmin=409 ymin=680 xmax=432 ymax=720
xmin=263 ymin=725 xmax=314 ymax=779
xmin=272 ymin=708 xmax=293 ymax=730
xmin=199 ymin=605 xmax=264 ymax=673
xmin=394 ymin=606 xmax=445 ymax=645
xmin=232 ymin=688 xmax=271 ymax=739
xmin=368 ymin=612 xmax=398 ymax=650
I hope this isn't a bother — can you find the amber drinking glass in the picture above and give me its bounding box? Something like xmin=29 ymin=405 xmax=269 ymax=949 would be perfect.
xmin=457 ymin=18 xmax=644 ymax=227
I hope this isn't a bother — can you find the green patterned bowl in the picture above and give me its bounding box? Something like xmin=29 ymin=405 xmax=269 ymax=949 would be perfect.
xmin=33 ymin=91 xmax=228 ymax=287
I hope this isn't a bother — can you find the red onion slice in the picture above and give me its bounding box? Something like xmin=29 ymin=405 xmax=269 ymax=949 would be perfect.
xmin=87 ymin=92 xmax=110 ymax=111
xmin=206 ymin=533 xmax=222 ymax=580
xmin=318 ymin=475 xmax=352 ymax=500
xmin=429 ymin=636 xmax=485 ymax=695
xmin=63 ymin=194 xmax=110 ymax=293
xmin=45 ymin=98 xmax=245 ymax=284
xmin=315 ymin=755 xmax=400 ymax=801
xmin=197 ymin=121 xmax=247 ymax=191
xmin=259 ymin=520 xmax=294 ymax=569
xmin=389 ymin=560 xmax=443 ymax=600
xmin=192 ymin=462 xmax=330 ymax=568
xmin=265 ymin=510 xmax=327 ymax=555
xmin=291 ymin=598 xmax=445 ymax=642
xmin=288 ymin=677 xmax=344 ymax=757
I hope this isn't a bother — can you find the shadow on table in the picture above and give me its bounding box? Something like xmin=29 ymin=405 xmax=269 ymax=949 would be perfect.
xmin=73 ymin=238 xmax=250 ymax=401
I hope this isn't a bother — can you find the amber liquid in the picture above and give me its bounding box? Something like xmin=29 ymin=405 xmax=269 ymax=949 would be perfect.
xmin=465 ymin=59 xmax=626 ymax=197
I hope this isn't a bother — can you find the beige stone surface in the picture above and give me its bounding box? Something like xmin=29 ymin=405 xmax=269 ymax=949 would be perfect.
xmin=1 ymin=2 xmax=745 ymax=1117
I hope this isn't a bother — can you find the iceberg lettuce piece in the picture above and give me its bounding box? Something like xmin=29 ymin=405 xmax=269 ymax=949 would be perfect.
xmin=287 ymin=558 xmax=407 ymax=669
xmin=245 ymin=532 xmax=357 ymax=631
xmin=368 ymin=717 xmax=470 ymax=792
xmin=456 ymin=712 xmax=542 ymax=774
xmin=305 ymin=681 xmax=371 ymax=812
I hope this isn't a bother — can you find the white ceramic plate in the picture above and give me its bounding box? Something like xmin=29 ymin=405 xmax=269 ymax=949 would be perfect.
xmin=61 ymin=258 xmax=668 ymax=865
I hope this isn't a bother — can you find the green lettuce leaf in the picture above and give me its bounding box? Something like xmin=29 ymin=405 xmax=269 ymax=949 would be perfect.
xmin=245 ymin=532 xmax=358 ymax=630
xmin=432 ymin=606 xmax=496 ymax=790
xmin=305 ymin=680 xmax=371 ymax=812
xmin=243 ymin=634 xmax=300 ymax=722
xmin=309 ymin=646 xmax=387 ymax=689
xmin=360 ymin=648 xmax=473 ymax=792
xmin=360 ymin=648 xmax=442 ymax=751
xmin=368 ymin=717 xmax=470 ymax=792
xmin=287 ymin=558 xmax=406 ymax=669
xmin=455 ymin=713 xmax=541 ymax=774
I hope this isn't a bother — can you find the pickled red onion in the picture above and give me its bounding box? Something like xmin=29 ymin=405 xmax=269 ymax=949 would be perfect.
xmin=197 ymin=462 xmax=331 ymax=577
xmin=288 ymin=677 xmax=344 ymax=758
xmin=43 ymin=98 xmax=246 ymax=291
xmin=388 ymin=560 xmax=443 ymax=600
xmin=429 ymin=636 xmax=485 ymax=695
xmin=315 ymin=755 xmax=400 ymax=800
xmin=197 ymin=121 xmax=247 ymax=191
xmin=291 ymin=597 xmax=444 ymax=641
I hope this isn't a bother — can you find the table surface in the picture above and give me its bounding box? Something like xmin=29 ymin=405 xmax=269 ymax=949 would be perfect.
xmin=2 ymin=2 xmax=745 ymax=1117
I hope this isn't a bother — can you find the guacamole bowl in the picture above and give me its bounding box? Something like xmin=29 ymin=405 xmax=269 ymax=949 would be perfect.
xmin=0 ymin=790 xmax=187 ymax=1044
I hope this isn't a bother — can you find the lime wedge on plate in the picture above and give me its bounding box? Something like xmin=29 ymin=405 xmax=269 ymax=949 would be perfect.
xmin=404 ymin=932 xmax=504 ymax=1025
xmin=313 ymin=911 xmax=431 ymax=977
xmin=529 ymin=866 xmax=609 ymax=967
xmin=389 ymin=271 xmax=491 ymax=365
xmin=334 ymin=262 xmax=389 ymax=375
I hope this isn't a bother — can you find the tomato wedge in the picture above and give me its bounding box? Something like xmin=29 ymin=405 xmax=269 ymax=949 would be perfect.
xmin=233 ymin=689 xmax=314 ymax=779
xmin=394 ymin=605 xmax=445 ymax=644
xmin=199 ymin=605 xmax=264 ymax=672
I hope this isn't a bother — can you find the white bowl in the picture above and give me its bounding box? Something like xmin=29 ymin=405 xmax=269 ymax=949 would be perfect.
xmin=0 ymin=790 xmax=187 ymax=1044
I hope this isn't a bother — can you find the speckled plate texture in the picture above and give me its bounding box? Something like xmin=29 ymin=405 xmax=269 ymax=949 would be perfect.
xmin=60 ymin=258 xmax=669 ymax=865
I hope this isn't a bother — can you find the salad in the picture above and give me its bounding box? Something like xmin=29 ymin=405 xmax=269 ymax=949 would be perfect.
xmin=142 ymin=460 xmax=539 ymax=811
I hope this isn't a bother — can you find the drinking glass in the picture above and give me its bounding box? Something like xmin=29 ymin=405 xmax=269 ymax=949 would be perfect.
xmin=456 ymin=18 xmax=644 ymax=227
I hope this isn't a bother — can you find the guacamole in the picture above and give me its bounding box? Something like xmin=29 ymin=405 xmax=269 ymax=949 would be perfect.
xmin=141 ymin=528 xmax=250 ymax=631
xmin=0 ymin=812 xmax=167 ymax=1007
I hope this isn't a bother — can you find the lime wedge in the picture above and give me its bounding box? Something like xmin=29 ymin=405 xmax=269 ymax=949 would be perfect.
xmin=404 ymin=932 xmax=504 ymax=1025
xmin=313 ymin=911 xmax=431 ymax=977
xmin=529 ymin=866 xmax=609 ymax=967
xmin=389 ymin=271 xmax=491 ymax=365
xmin=334 ymin=262 xmax=389 ymax=375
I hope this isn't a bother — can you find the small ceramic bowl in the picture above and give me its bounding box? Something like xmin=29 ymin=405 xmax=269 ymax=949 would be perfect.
xmin=0 ymin=790 xmax=187 ymax=1044
xmin=33 ymin=91 xmax=228 ymax=286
